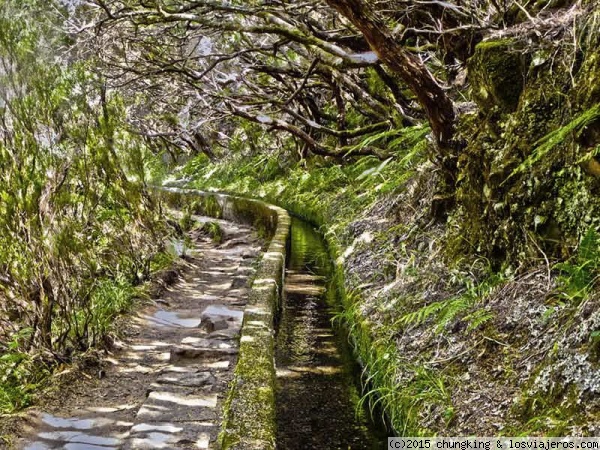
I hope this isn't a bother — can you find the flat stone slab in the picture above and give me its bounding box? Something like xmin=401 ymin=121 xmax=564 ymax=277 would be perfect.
xmin=136 ymin=400 xmax=218 ymax=422
xmin=179 ymin=337 xmax=233 ymax=348
xmin=144 ymin=310 xmax=201 ymax=328
xmin=153 ymin=370 xmax=216 ymax=388
xmin=169 ymin=345 xmax=238 ymax=363
xmin=230 ymin=276 xmax=250 ymax=289
xmin=123 ymin=422 xmax=213 ymax=449
xmin=225 ymin=288 xmax=249 ymax=299
xmin=207 ymin=327 xmax=241 ymax=340
xmin=158 ymin=360 xmax=231 ymax=372
xmin=201 ymin=304 xmax=244 ymax=320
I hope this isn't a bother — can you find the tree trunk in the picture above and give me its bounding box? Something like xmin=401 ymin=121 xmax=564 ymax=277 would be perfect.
xmin=324 ymin=0 xmax=457 ymax=155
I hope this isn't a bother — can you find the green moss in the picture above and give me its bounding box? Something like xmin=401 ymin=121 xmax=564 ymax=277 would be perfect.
xmin=450 ymin=27 xmax=600 ymax=265
xmin=509 ymin=105 xmax=600 ymax=179
xmin=179 ymin=209 xmax=194 ymax=232
xmin=510 ymin=376 xmax=583 ymax=436
xmin=577 ymin=15 xmax=600 ymax=106
xmin=220 ymin=329 xmax=277 ymax=449
xmin=468 ymin=39 xmax=526 ymax=113
xmin=197 ymin=196 xmax=223 ymax=219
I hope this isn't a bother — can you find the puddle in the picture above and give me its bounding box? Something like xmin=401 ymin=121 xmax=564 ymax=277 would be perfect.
xmin=26 ymin=434 xmax=120 ymax=449
xmin=37 ymin=431 xmax=120 ymax=446
xmin=23 ymin=414 xmax=122 ymax=450
xmin=41 ymin=414 xmax=113 ymax=430
xmin=27 ymin=444 xmax=117 ymax=450
xmin=275 ymin=217 xmax=387 ymax=449
xmin=147 ymin=310 xmax=201 ymax=328
xmin=201 ymin=305 xmax=243 ymax=321
xmin=64 ymin=445 xmax=116 ymax=450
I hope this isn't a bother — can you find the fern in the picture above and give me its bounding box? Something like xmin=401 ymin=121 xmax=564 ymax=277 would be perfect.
xmin=506 ymin=104 xmax=600 ymax=181
xmin=464 ymin=309 xmax=495 ymax=332
xmin=356 ymin=157 xmax=394 ymax=181
xmin=555 ymin=227 xmax=600 ymax=303
xmin=435 ymin=297 xmax=471 ymax=332
xmin=398 ymin=300 xmax=447 ymax=327
xmin=398 ymin=270 xmax=504 ymax=333
xmin=345 ymin=125 xmax=430 ymax=156
xmin=398 ymin=295 xmax=473 ymax=333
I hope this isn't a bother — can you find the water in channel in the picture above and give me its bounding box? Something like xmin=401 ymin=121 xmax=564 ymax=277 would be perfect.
xmin=275 ymin=217 xmax=387 ymax=449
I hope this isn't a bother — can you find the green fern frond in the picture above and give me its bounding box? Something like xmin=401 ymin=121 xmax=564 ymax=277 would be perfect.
xmin=555 ymin=226 xmax=600 ymax=303
xmin=464 ymin=309 xmax=495 ymax=332
xmin=398 ymin=300 xmax=447 ymax=327
xmin=435 ymin=297 xmax=470 ymax=332
xmin=345 ymin=125 xmax=430 ymax=156
xmin=506 ymin=104 xmax=600 ymax=182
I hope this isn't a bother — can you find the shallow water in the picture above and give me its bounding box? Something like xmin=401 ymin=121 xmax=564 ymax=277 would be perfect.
xmin=275 ymin=217 xmax=387 ymax=449
xmin=201 ymin=304 xmax=244 ymax=320
xmin=148 ymin=310 xmax=201 ymax=328
xmin=40 ymin=414 xmax=112 ymax=430
xmin=24 ymin=413 xmax=122 ymax=449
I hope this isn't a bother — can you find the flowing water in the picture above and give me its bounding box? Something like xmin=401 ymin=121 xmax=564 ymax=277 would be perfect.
xmin=275 ymin=217 xmax=387 ymax=449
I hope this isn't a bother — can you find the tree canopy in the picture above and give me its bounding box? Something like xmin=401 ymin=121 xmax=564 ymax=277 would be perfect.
xmin=68 ymin=1 xmax=481 ymax=164
xmin=68 ymin=0 xmax=575 ymax=185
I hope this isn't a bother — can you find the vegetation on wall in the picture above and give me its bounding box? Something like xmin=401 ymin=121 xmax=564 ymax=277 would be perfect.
xmin=173 ymin=4 xmax=600 ymax=431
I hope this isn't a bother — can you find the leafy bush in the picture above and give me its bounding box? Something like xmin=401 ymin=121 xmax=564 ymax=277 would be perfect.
xmin=0 ymin=0 xmax=167 ymax=412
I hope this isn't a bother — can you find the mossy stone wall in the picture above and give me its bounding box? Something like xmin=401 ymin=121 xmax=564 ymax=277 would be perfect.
xmin=468 ymin=39 xmax=525 ymax=113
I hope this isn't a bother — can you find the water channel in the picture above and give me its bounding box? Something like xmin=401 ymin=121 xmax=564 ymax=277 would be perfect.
xmin=275 ymin=217 xmax=388 ymax=449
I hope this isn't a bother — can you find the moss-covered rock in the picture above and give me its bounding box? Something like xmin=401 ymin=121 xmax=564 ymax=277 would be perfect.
xmin=453 ymin=18 xmax=600 ymax=264
xmin=468 ymin=39 xmax=526 ymax=113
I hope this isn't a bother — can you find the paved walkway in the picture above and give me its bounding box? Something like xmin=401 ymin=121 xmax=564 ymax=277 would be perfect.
xmin=18 ymin=217 xmax=261 ymax=449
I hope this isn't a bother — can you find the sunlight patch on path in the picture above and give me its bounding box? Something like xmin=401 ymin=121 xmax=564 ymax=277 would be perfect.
xmin=20 ymin=217 xmax=261 ymax=450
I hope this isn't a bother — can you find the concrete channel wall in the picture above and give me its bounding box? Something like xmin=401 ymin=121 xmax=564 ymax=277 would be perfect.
xmin=158 ymin=187 xmax=290 ymax=449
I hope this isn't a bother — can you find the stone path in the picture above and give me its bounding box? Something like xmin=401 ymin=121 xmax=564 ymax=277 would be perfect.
xmin=18 ymin=217 xmax=261 ymax=450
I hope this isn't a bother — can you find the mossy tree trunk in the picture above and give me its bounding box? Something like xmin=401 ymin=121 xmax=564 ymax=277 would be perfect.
xmin=325 ymin=0 xmax=458 ymax=170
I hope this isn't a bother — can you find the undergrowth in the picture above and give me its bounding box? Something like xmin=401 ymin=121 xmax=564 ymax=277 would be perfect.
xmin=399 ymin=265 xmax=504 ymax=334
xmin=184 ymin=125 xmax=430 ymax=233
xmin=334 ymin=288 xmax=453 ymax=436
xmin=0 ymin=251 xmax=173 ymax=415
xmin=554 ymin=227 xmax=600 ymax=304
